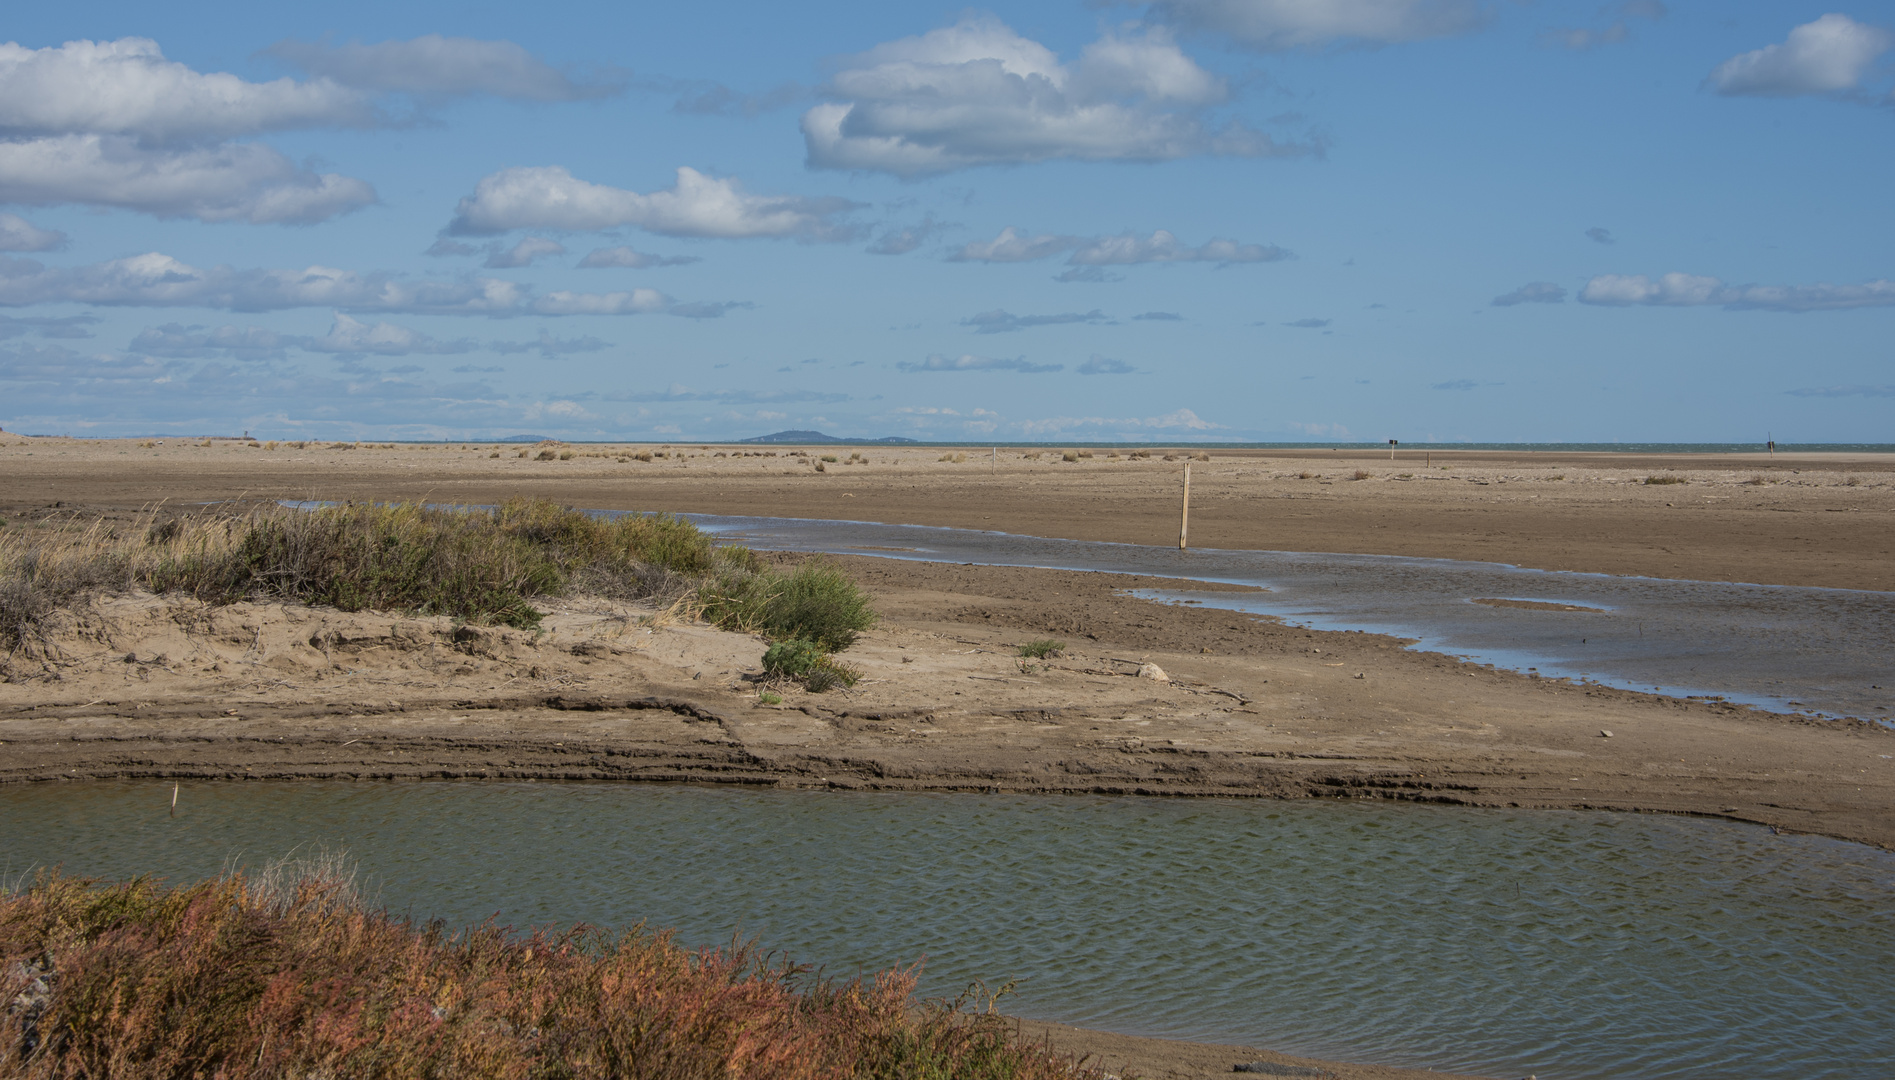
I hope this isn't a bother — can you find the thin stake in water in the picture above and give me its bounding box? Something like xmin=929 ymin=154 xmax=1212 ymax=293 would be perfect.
xmin=170 ymin=782 xmax=179 ymax=818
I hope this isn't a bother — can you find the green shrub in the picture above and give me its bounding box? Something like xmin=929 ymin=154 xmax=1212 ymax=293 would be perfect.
xmin=763 ymin=638 xmax=828 ymax=679
xmin=1017 ymin=639 xmax=1064 ymax=659
xmin=1643 ymin=475 xmax=1686 ymax=485
xmin=764 ymin=561 xmax=877 ymax=650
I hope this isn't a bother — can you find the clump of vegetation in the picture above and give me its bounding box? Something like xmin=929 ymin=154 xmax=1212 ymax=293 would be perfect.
xmin=1061 ymin=451 xmax=1079 ymax=462
xmin=1296 ymin=470 xmax=1317 ymax=480
xmin=1643 ymin=474 xmax=1686 ymax=485
xmin=1 ymin=502 xmax=874 ymax=662
xmin=1017 ymin=639 xmax=1064 ymax=659
xmin=699 ymin=559 xmax=876 ymax=651
xmin=1743 ymin=474 xmax=1770 ymax=486
xmin=820 ymin=455 xmax=839 ymax=463
xmin=758 ymin=690 xmax=783 ymax=705
xmin=1193 ymin=452 xmax=1211 ymax=462
xmin=1352 ymin=469 xmax=1373 ymax=481
xmin=0 ymin=870 xmax=1091 ymax=1080
xmin=761 ymin=638 xmax=861 ymax=692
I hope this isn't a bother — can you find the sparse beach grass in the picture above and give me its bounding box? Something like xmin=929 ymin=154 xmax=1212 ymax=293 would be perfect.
xmin=0 ymin=501 xmax=875 ymax=660
xmin=0 ymin=870 xmax=1089 ymax=1080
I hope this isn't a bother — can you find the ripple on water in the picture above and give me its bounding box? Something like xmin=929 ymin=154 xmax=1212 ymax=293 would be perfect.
xmin=3 ymin=782 xmax=1892 ymax=1080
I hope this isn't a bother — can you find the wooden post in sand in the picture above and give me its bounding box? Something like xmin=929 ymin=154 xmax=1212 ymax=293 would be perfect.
xmin=1179 ymin=461 xmax=1191 ymax=549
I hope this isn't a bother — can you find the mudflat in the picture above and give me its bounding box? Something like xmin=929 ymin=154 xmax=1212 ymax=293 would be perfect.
xmin=5 ymin=438 xmax=1890 ymax=589
xmin=4 ymin=436 xmax=1893 ymax=1078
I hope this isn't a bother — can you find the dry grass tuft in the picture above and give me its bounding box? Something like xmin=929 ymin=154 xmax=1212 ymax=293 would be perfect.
xmin=0 ymin=870 xmax=1094 ymax=1080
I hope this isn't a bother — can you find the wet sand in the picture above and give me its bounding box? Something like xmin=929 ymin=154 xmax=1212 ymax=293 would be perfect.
xmin=3 ymin=436 xmax=1893 ymax=1077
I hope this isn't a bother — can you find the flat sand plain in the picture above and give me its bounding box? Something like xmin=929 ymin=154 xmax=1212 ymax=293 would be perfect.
xmin=3 ymin=436 xmax=1892 ymax=1079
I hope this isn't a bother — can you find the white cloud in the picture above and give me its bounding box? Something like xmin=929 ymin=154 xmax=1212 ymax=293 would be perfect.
xmin=447 ymin=165 xmax=860 ymax=240
xmin=1019 ymin=407 xmax=1216 ymax=436
xmin=1579 ymin=272 xmax=1895 ymax=311
xmin=1492 ymin=281 xmax=1567 ymax=306
xmin=867 ymin=215 xmax=948 ymax=256
xmin=896 ymin=353 xmax=1064 ymax=373
xmin=1708 ymin=14 xmax=1893 ymax=97
xmin=949 ymin=227 xmax=1079 ymax=263
xmin=802 ymin=15 xmax=1305 ymax=176
xmin=266 ymin=35 xmax=623 ymax=102
xmin=952 ymin=225 xmax=1289 ymax=271
xmin=484 ymin=236 xmax=566 ymax=268
xmin=577 ymin=245 xmax=700 ymax=268
xmin=0 ymin=37 xmax=370 ymax=142
xmin=305 ymin=312 xmax=475 ymax=356
xmin=1078 ymin=355 xmax=1137 ymax=374
xmin=1151 ymin=0 xmax=1489 ymax=51
xmin=0 ymin=251 xmax=722 ymax=318
xmin=0 ymin=213 xmax=64 ymax=251
xmin=489 ymin=331 xmax=610 ymax=356
xmin=0 ymin=134 xmax=376 ymax=224
xmin=529 ymin=289 xmax=669 ymax=316
xmin=1069 ymin=230 xmax=1290 ymax=265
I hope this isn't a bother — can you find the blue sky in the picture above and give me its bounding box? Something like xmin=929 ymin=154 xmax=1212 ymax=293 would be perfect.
xmin=1 ymin=0 xmax=1890 ymax=442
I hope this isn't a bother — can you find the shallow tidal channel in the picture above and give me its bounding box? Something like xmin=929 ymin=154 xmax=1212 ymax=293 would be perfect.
xmin=686 ymin=514 xmax=1895 ymax=723
xmin=5 ymin=781 xmax=1892 ymax=1080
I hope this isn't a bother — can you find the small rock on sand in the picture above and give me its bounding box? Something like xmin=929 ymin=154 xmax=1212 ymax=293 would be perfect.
xmin=1137 ymin=662 xmax=1168 ymax=681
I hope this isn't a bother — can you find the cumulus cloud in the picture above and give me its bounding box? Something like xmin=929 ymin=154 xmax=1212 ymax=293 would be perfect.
xmin=0 ymin=37 xmax=371 ymax=142
xmin=1580 ymin=272 xmax=1895 ymax=311
xmin=530 ymin=289 xmax=669 ymax=316
xmin=0 ymin=213 xmax=65 ymax=251
xmin=1707 ymin=14 xmax=1893 ymax=97
xmin=962 ymin=308 xmax=1107 ymax=333
xmin=266 ymin=35 xmax=623 ymax=102
xmin=1078 ymin=354 xmax=1137 ymax=374
xmin=1150 ymin=0 xmax=1490 ymax=51
xmin=304 ymin=312 xmax=475 ymax=356
xmin=577 ymin=245 xmax=700 ymax=268
xmin=949 ymin=227 xmax=1079 ymax=263
xmin=483 ymin=236 xmax=566 ymax=268
xmin=0 ymin=135 xmax=376 ymax=224
xmin=0 ymin=251 xmax=728 ymax=318
xmin=447 ymin=165 xmax=861 ymax=240
xmin=1492 ymin=281 xmax=1567 ymax=306
xmin=896 ymin=353 xmax=1063 ymax=373
xmin=802 ymin=15 xmax=1310 ymax=176
xmin=0 ymin=312 xmax=94 ymax=340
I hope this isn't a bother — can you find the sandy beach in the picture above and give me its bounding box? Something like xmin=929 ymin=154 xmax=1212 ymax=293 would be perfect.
xmin=3 ymin=435 xmax=1892 ymax=1078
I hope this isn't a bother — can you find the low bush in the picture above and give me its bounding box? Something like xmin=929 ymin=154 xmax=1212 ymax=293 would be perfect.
xmin=762 ymin=638 xmax=861 ymax=692
xmin=1643 ymin=475 xmax=1686 ymax=485
xmin=699 ymin=559 xmax=876 ymax=651
xmin=1352 ymin=469 xmax=1372 ymax=481
xmin=0 ymin=871 xmax=1090 ymax=1080
xmin=1017 ymin=639 xmax=1064 ymax=659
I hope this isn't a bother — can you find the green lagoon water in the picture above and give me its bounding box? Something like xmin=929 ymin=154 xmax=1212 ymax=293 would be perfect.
xmin=4 ymin=781 xmax=1891 ymax=1080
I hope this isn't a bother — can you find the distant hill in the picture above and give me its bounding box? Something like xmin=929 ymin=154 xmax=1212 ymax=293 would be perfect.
xmin=496 ymin=434 xmax=557 ymax=442
xmin=740 ymin=430 xmax=918 ymax=444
